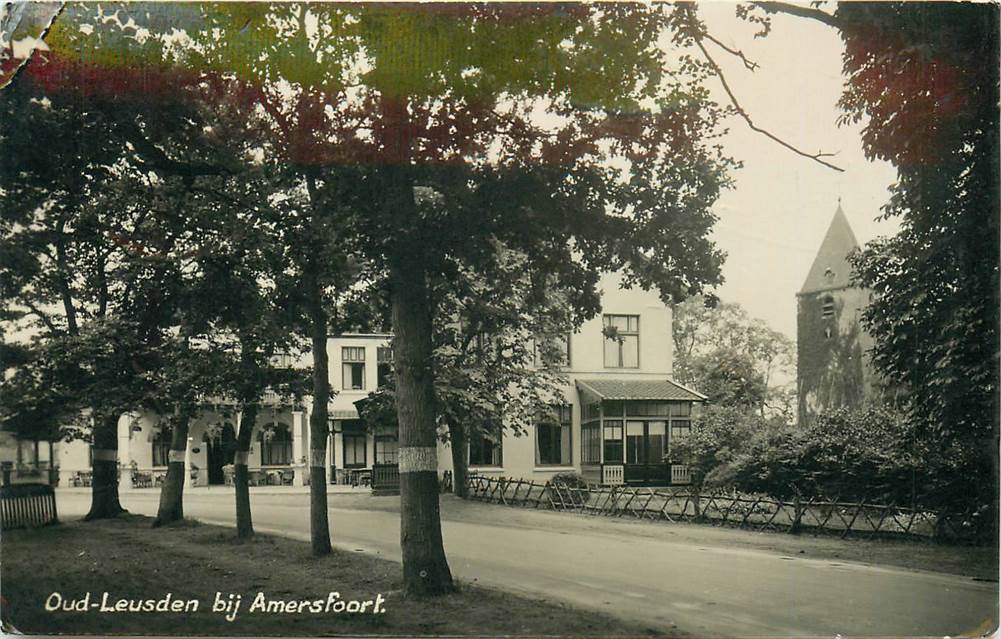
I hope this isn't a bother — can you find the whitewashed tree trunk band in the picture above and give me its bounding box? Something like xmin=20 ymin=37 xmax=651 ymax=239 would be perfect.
xmin=168 ymin=450 xmax=186 ymax=463
xmin=310 ymin=450 xmax=326 ymax=467
xmin=398 ymin=446 xmax=437 ymax=473
xmin=234 ymin=451 xmax=249 ymax=466
xmin=92 ymin=449 xmax=117 ymax=462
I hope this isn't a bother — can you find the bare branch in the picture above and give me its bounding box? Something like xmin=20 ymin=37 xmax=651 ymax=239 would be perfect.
xmin=751 ymin=2 xmax=842 ymax=30
xmin=703 ymin=32 xmax=759 ymax=72
xmin=687 ymin=9 xmax=845 ymax=172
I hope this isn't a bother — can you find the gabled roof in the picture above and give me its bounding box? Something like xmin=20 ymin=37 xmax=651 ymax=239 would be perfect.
xmin=800 ymin=203 xmax=860 ymax=295
xmin=576 ymin=378 xmax=707 ymax=402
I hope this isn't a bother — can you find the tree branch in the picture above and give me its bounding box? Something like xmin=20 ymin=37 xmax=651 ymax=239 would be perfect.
xmin=688 ymin=11 xmax=845 ymax=172
xmin=22 ymin=300 xmax=61 ymax=336
xmin=702 ymin=32 xmax=759 ymax=72
xmin=121 ymin=123 xmax=232 ymax=179
xmin=751 ymin=2 xmax=842 ymax=30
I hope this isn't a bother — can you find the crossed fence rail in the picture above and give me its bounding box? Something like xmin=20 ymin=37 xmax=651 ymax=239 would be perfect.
xmin=464 ymin=475 xmax=986 ymax=543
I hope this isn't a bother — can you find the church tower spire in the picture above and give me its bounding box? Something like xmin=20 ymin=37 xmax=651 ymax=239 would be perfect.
xmin=796 ymin=201 xmax=876 ymax=425
xmin=800 ymin=201 xmax=860 ymax=295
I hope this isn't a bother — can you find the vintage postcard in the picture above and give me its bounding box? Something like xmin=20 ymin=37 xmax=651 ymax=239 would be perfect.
xmin=1 ymin=2 xmax=997 ymax=638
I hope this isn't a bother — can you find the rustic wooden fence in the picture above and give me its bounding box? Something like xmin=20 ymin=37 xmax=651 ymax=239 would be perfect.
xmin=464 ymin=476 xmax=984 ymax=542
xmin=1 ymin=483 xmax=59 ymax=530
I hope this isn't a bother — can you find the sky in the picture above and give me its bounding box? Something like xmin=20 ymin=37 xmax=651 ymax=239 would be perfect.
xmin=695 ymin=4 xmax=901 ymax=339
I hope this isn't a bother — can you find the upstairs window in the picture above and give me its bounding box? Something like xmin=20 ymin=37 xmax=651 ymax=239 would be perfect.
xmin=377 ymin=347 xmax=393 ymax=388
xmin=342 ymin=347 xmax=366 ymax=390
xmin=603 ymin=315 xmax=639 ymax=368
xmin=534 ymin=333 xmax=571 ymax=368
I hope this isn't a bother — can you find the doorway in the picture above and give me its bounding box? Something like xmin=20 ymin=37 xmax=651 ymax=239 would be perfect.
xmin=205 ymin=423 xmax=236 ymax=485
xmin=623 ymin=420 xmax=668 ymax=485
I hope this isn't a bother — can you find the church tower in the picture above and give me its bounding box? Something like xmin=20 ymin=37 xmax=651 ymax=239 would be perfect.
xmin=796 ymin=203 xmax=877 ymax=425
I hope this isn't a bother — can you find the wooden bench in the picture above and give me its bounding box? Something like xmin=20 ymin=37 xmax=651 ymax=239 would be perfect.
xmin=1 ymin=483 xmax=58 ymax=529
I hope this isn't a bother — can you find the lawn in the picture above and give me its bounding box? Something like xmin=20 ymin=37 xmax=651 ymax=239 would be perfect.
xmin=2 ymin=515 xmax=666 ymax=637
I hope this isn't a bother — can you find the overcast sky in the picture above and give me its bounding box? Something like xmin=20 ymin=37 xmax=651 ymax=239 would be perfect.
xmin=696 ymin=5 xmax=901 ymax=339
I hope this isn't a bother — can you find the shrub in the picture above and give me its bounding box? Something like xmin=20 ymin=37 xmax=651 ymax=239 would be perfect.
xmin=549 ymin=472 xmax=589 ymax=507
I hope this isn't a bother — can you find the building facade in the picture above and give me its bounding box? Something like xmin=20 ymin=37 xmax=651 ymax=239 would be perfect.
xmin=796 ymin=204 xmax=879 ymax=425
xmin=52 ymin=272 xmax=702 ymax=489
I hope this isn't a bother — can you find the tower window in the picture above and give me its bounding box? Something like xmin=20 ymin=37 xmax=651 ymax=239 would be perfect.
xmin=824 ymin=267 xmax=835 ymax=281
xmin=821 ymin=296 xmax=835 ymax=319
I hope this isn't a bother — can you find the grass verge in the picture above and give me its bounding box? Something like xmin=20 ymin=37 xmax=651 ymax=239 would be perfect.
xmin=3 ymin=515 xmax=666 ymax=637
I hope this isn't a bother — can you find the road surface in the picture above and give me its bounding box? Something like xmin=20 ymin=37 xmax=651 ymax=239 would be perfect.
xmin=56 ymin=490 xmax=997 ymax=638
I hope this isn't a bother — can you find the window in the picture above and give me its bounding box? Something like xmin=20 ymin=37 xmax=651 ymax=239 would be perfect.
xmin=603 ymin=420 xmax=624 ymax=463
xmin=272 ymin=352 xmax=295 ymax=368
xmin=375 ymin=436 xmax=398 ymax=464
xmin=260 ymin=423 xmax=293 ymax=466
xmin=342 ymin=421 xmax=367 ymax=468
xmin=582 ymin=422 xmax=601 ymax=463
xmin=670 ymin=402 xmax=692 ymax=417
xmin=377 ymin=347 xmax=393 ymax=388
xmin=821 ymin=296 xmax=835 ymax=319
xmin=670 ymin=420 xmax=691 ymax=441
xmin=153 ymin=426 xmax=172 ymax=467
xmin=534 ymin=333 xmax=571 ymax=368
xmin=342 ymin=347 xmax=366 ymax=390
xmin=536 ymin=404 xmax=572 ymax=466
xmin=626 ymin=401 xmax=670 ymax=417
xmin=603 ymin=315 xmax=639 ymax=368
xmin=470 ymin=434 xmax=502 ymax=467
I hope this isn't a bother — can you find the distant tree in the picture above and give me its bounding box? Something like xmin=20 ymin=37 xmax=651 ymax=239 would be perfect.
xmin=673 ymin=297 xmax=795 ymax=418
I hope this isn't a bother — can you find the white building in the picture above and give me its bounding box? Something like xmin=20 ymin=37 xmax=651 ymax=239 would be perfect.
xmin=52 ymin=272 xmax=701 ymax=489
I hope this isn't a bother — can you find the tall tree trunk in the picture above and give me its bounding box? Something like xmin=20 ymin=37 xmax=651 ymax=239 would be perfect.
xmin=448 ymin=422 xmax=468 ymax=499
xmin=390 ymin=248 xmax=454 ymax=596
xmin=234 ymin=402 xmax=259 ymax=538
xmin=152 ymin=406 xmax=192 ymax=527
xmin=304 ymin=173 xmax=333 ymax=556
xmin=307 ymin=272 xmax=333 ymax=556
xmin=83 ymin=411 xmax=126 ymax=521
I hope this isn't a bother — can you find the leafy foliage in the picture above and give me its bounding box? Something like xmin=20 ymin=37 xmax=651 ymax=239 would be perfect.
xmin=673 ymin=403 xmax=986 ymax=513
xmin=673 ymin=296 xmax=795 ymax=418
xmin=837 ymin=3 xmax=998 ymax=515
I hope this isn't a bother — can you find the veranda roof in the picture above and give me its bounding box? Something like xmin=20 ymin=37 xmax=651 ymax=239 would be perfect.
xmin=576 ymin=379 xmax=706 ymax=402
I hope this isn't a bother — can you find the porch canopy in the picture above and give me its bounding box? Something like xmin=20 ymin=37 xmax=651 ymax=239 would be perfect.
xmin=575 ymin=379 xmax=706 ymax=402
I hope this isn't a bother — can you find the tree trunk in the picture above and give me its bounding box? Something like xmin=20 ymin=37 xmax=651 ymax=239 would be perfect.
xmin=448 ymin=422 xmax=468 ymax=499
xmin=307 ymin=276 xmax=332 ymax=556
xmin=304 ymin=172 xmax=333 ymax=556
xmin=152 ymin=407 xmax=191 ymax=527
xmin=390 ymin=247 xmax=454 ymax=597
xmin=84 ymin=411 xmax=126 ymax=521
xmin=234 ymin=402 xmax=259 ymax=539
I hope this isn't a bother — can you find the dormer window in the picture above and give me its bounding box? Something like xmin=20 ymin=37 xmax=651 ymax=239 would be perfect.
xmin=821 ymin=296 xmax=835 ymax=319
